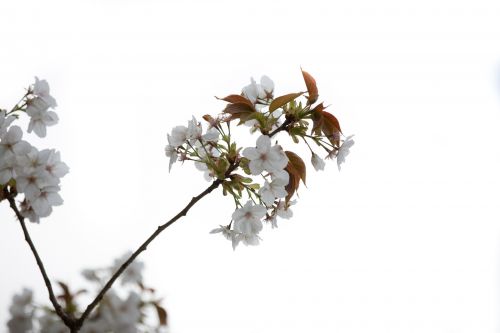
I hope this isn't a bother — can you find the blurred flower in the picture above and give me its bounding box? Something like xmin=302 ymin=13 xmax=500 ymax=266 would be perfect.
xmin=311 ymin=152 xmax=325 ymax=171
xmin=337 ymin=135 xmax=355 ymax=171
xmin=33 ymin=76 xmax=57 ymax=108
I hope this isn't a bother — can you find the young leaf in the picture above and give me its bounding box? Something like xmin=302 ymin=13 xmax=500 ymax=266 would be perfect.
xmin=321 ymin=111 xmax=342 ymax=145
xmin=285 ymin=151 xmax=306 ymax=185
xmin=217 ymin=94 xmax=255 ymax=109
xmin=269 ymin=92 xmax=304 ymax=112
xmin=301 ymin=69 xmax=319 ymax=104
xmin=153 ymin=303 xmax=168 ymax=326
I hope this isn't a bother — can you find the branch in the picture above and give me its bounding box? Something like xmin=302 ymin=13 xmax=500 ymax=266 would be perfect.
xmin=4 ymin=189 xmax=74 ymax=327
xmin=6 ymin=121 xmax=290 ymax=331
xmin=268 ymin=117 xmax=293 ymax=137
xmin=75 ymin=178 xmax=223 ymax=328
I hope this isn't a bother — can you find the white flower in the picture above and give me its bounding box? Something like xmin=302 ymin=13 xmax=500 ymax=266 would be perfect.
xmin=164 ymin=134 xmax=178 ymax=172
xmin=186 ymin=116 xmax=202 ymax=141
xmin=169 ymin=126 xmax=188 ymax=147
xmin=260 ymin=75 xmax=274 ymax=95
xmin=0 ymin=154 xmax=17 ymax=184
xmin=0 ymin=125 xmax=31 ymax=159
xmin=210 ymin=225 xmax=234 ymax=240
xmin=276 ymin=200 xmax=295 ymax=219
xmin=242 ymin=135 xmax=288 ymax=175
xmin=258 ymin=177 xmax=288 ymax=206
xmin=242 ymin=76 xmax=274 ymax=104
xmin=195 ymin=161 xmax=214 ymax=181
xmin=202 ymin=127 xmax=220 ymax=142
xmin=102 ymin=291 xmax=141 ymax=332
xmin=232 ymin=232 xmax=261 ymax=249
xmin=15 ymin=168 xmax=50 ymax=200
xmin=7 ymin=288 xmax=33 ymax=333
xmin=26 ymin=97 xmax=59 ymax=138
xmin=20 ymin=201 xmax=40 ymax=223
xmin=113 ymin=252 xmax=144 ymax=285
xmin=33 ymin=76 xmax=57 ymax=108
xmin=8 ymin=288 xmax=33 ymax=318
xmin=40 ymin=149 xmax=69 ymax=180
xmin=269 ymin=169 xmax=289 ymax=183
xmin=16 ymin=147 xmax=47 ymax=174
xmin=0 ymin=110 xmax=15 ymax=137
xmin=232 ymin=201 xmax=266 ymax=239
xmin=311 ymin=152 xmax=325 ymax=171
xmin=29 ymin=185 xmax=63 ymax=218
xmin=337 ymin=135 xmax=355 ymax=171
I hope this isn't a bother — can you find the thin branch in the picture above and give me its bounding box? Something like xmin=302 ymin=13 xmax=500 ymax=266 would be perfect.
xmin=75 ymin=178 xmax=223 ymax=328
xmin=6 ymin=121 xmax=290 ymax=332
xmin=4 ymin=190 xmax=74 ymax=327
xmin=268 ymin=117 xmax=293 ymax=137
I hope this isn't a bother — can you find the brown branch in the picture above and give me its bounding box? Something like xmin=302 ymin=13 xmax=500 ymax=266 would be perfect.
xmin=4 ymin=190 xmax=74 ymax=328
xmin=6 ymin=121 xmax=290 ymax=332
xmin=268 ymin=117 xmax=293 ymax=137
xmin=75 ymin=178 xmax=224 ymax=329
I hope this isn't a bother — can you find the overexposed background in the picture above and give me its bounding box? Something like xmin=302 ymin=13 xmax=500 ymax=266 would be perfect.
xmin=1 ymin=0 xmax=500 ymax=332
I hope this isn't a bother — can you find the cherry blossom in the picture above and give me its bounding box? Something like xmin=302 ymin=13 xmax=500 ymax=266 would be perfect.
xmin=311 ymin=152 xmax=325 ymax=171
xmin=242 ymin=135 xmax=288 ymax=175
xmin=164 ymin=134 xmax=178 ymax=171
xmin=26 ymin=97 xmax=59 ymax=138
xmin=242 ymin=75 xmax=274 ymax=104
xmin=259 ymin=177 xmax=288 ymax=206
xmin=169 ymin=125 xmax=188 ymax=147
xmin=337 ymin=135 xmax=355 ymax=170
xmin=0 ymin=110 xmax=15 ymax=136
xmin=231 ymin=201 xmax=266 ymax=247
xmin=33 ymin=76 xmax=57 ymax=108
xmin=0 ymin=125 xmax=31 ymax=159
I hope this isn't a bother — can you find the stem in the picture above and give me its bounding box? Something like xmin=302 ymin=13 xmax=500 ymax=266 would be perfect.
xmin=6 ymin=118 xmax=290 ymax=331
xmin=4 ymin=190 xmax=74 ymax=328
xmin=75 ymin=177 xmax=223 ymax=328
xmin=268 ymin=117 xmax=293 ymax=137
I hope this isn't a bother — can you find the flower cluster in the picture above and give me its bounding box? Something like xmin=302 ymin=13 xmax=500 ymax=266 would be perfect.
xmin=0 ymin=78 xmax=68 ymax=223
xmin=7 ymin=253 xmax=168 ymax=333
xmin=165 ymin=71 xmax=354 ymax=249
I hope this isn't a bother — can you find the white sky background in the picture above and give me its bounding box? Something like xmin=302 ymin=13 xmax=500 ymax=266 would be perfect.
xmin=1 ymin=0 xmax=500 ymax=332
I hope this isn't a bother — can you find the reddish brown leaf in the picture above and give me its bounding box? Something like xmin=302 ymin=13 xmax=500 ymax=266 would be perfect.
xmin=321 ymin=111 xmax=342 ymax=145
xmin=285 ymin=151 xmax=306 ymax=185
xmin=284 ymin=170 xmax=299 ymax=203
xmin=269 ymin=92 xmax=304 ymax=112
xmin=223 ymin=103 xmax=254 ymax=115
xmin=301 ymin=69 xmax=319 ymax=104
xmin=310 ymin=103 xmax=324 ymax=136
xmin=217 ymin=94 xmax=255 ymax=110
xmin=153 ymin=303 xmax=168 ymax=326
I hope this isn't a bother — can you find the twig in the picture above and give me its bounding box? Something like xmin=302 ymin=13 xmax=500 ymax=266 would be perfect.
xmin=4 ymin=190 xmax=74 ymax=327
xmin=7 ymin=123 xmax=288 ymax=331
xmin=75 ymin=177 xmax=224 ymax=328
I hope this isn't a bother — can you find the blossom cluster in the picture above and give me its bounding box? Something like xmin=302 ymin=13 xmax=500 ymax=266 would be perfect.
xmin=165 ymin=71 xmax=354 ymax=249
xmin=7 ymin=253 xmax=168 ymax=333
xmin=0 ymin=78 xmax=68 ymax=223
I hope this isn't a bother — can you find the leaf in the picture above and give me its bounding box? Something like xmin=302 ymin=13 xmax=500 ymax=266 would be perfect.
xmin=285 ymin=151 xmax=306 ymax=186
xmin=321 ymin=111 xmax=342 ymax=145
xmin=301 ymin=69 xmax=319 ymax=104
xmin=284 ymin=170 xmax=299 ymax=203
xmin=269 ymin=92 xmax=304 ymax=112
xmin=310 ymin=103 xmax=324 ymax=136
xmin=217 ymin=94 xmax=255 ymax=109
xmin=153 ymin=303 xmax=168 ymax=326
